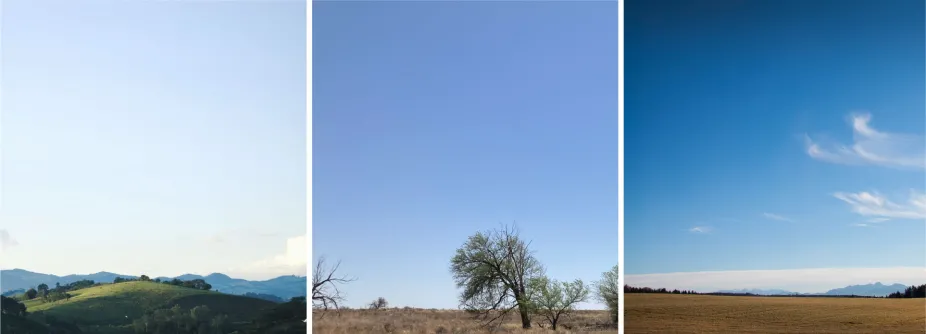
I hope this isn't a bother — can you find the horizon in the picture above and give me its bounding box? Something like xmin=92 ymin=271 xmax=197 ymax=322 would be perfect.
xmin=0 ymin=268 xmax=308 ymax=281
xmin=625 ymin=267 xmax=926 ymax=294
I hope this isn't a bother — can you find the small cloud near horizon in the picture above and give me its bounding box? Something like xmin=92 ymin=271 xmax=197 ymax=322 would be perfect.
xmin=804 ymin=113 xmax=925 ymax=170
xmin=763 ymin=213 xmax=794 ymax=222
xmin=229 ymin=234 xmax=307 ymax=280
xmin=626 ymin=267 xmax=926 ymax=293
xmin=0 ymin=230 xmax=19 ymax=253
xmin=834 ymin=190 xmax=926 ymax=220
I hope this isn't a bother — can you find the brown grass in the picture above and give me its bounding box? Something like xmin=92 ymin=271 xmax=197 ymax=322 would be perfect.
xmin=312 ymin=308 xmax=618 ymax=334
xmin=626 ymin=293 xmax=926 ymax=333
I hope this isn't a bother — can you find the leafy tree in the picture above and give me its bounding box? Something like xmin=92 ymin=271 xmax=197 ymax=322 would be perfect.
xmin=368 ymin=297 xmax=388 ymax=310
xmin=595 ymin=265 xmax=619 ymax=324
xmin=528 ymin=277 xmax=589 ymax=330
xmin=450 ymin=225 xmax=544 ymax=329
xmin=0 ymin=295 xmax=27 ymax=316
xmin=25 ymin=288 xmax=38 ymax=300
xmin=140 ymin=275 xmax=151 ymax=281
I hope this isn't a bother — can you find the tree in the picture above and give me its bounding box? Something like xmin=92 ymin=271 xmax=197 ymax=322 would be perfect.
xmin=368 ymin=297 xmax=388 ymax=310
xmin=25 ymin=288 xmax=37 ymax=300
xmin=450 ymin=224 xmax=544 ymax=329
xmin=140 ymin=275 xmax=151 ymax=281
xmin=37 ymin=283 xmax=50 ymax=300
xmin=594 ymin=265 xmax=619 ymax=324
xmin=312 ymin=256 xmax=355 ymax=311
xmin=529 ymin=277 xmax=589 ymax=330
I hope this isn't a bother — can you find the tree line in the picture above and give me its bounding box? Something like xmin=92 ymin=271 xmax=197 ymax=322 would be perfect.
xmin=886 ymin=284 xmax=926 ymax=298
xmin=626 ymin=284 xmax=926 ymax=298
xmin=624 ymin=286 xmax=697 ymax=294
xmin=115 ymin=275 xmax=213 ymax=291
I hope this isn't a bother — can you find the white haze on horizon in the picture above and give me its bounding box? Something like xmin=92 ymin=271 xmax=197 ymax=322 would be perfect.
xmin=626 ymin=267 xmax=926 ymax=293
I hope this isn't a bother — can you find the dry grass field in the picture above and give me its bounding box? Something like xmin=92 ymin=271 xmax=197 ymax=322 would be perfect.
xmin=312 ymin=308 xmax=618 ymax=334
xmin=625 ymin=293 xmax=926 ymax=333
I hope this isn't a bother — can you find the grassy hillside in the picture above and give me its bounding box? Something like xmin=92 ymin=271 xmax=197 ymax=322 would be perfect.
xmin=625 ymin=293 xmax=926 ymax=333
xmin=21 ymin=281 xmax=278 ymax=333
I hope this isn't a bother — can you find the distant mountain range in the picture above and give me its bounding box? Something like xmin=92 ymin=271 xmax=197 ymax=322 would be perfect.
xmin=714 ymin=288 xmax=797 ymax=295
xmin=714 ymin=282 xmax=910 ymax=297
xmin=0 ymin=269 xmax=307 ymax=300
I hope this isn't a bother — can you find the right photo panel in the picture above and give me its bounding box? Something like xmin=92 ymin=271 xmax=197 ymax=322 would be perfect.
xmin=624 ymin=0 xmax=925 ymax=333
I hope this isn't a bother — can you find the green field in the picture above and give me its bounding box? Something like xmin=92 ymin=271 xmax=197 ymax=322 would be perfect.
xmin=3 ymin=281 xmax=304 ymax=334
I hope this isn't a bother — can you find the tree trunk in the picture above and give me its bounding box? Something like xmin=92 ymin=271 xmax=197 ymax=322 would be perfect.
xmin=552 ymin=317 xmax=558 ymax=330
xmin=518 ymin=307 xmax=532 ymax=329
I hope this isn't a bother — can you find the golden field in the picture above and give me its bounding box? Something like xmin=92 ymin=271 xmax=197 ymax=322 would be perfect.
xmin=625 ymin=293 xmax=926 ymax=333
xmin=312 ymin=308 xmax=618 ymax=334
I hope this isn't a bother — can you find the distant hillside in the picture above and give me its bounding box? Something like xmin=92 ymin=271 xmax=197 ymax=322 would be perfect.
xmin=1 ymin=269 xmax=306 ymax=300
xmin=824 ymin=282 xmax=908 ymax=297
xmin=22 ymin=281 xmax=279 ymax=333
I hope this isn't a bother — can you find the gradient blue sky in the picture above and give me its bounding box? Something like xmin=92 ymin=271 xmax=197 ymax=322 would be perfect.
xmin=313 ymin=2 xmax=617 ymax=309
xmin=1 ymin=0 xmax=306 ymax=280
xmin=625 ymin=0 xmax=925 ymax=292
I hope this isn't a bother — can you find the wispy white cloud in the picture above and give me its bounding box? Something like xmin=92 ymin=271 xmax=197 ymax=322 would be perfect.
xmin=0 ymin=230 xmax=18 ymax=253
xmin=689 ymin=226 xmax=712 ymax=234
xmin=626 ymin=267 xmax=926 ymax=293
xmin=850 ymin=223 xmax=870 ymax=227
xmin=834 ymin=190 xmax=926 ymax=220
xmin=763 ymin=212 xmax=794 ymax=222
xmin=805 ymin=113 xmax=925 ymax=169
xmin=230 ymin=235 xmax=307 ymax=280
xmin=867 ymin=218 xmax=890 ymax=223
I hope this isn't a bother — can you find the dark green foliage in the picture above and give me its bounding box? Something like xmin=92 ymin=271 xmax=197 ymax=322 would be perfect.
xmin=1 ymin=295 xmax=28 ymax=316
xmin=244 ymin=297 xmax=307 ymax=334
xmin=887 ymin=284 xmax=926 ymax=298
xmin=27 ymin=288 xmax=39 ymax=300
xmin=243 ymin=292 xmax=285 ymax=303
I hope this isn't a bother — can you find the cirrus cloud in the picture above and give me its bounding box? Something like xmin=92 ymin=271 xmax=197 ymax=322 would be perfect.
xmin=805 ymin=113 xmax=924 ymax=170
xmin=833 ymin=190 xmax=926 ymax=220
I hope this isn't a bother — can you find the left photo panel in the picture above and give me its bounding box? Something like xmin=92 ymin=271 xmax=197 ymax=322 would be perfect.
xmin=312 ymin=1 xmax=619 ymax=333
xmin=0 ymin=1 xmax=309 ymax=333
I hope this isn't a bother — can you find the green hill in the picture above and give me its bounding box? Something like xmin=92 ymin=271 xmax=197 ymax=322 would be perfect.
xmin=19 ymin=281 xmax=279 ymax=333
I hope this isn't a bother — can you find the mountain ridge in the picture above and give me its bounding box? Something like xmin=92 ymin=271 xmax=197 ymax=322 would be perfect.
xmin=712 ymin=282 xmax=911 ymax=297
xmin=1 ymin=269 xmax=307 ymax=300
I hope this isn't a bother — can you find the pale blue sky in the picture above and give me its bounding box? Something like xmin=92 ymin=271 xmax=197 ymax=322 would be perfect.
xmin=625 ymin=0 xmax=925 ymax=291
xmin=313 ymin=2 xmax=618 ymax=309
xmin=1 ymin=0 xmax=307 ymax=280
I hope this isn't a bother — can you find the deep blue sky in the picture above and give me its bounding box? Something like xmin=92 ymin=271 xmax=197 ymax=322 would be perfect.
xmin=313 ymin=2 xmax=617 ymax=308
xmin=1 ymin=0 xmax=306 ymax=280
xmin=625 ymin=0 xmax=925 ymax=287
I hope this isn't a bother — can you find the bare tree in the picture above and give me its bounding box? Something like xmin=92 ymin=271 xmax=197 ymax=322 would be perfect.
xmin=595 ymin=264 xmax=619 ymax=324
xmin=529 ymin=277 xmax=590 ymax=330
xmin=368 ymin=297 xmax=388 ymax=310
xmin=312 ymin=256 xmax=355 ymax=312
xmin=449 ymin=224 xmax=544 ymax=329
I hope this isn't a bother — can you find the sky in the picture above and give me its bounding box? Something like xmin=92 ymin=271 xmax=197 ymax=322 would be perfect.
xmin=625 ymin=0 xmax=925 ymax=292
xmin=0 ymin=0 xmax=307 ymax=281
xmin=313 ymin=2 xmax=618 ymax=309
